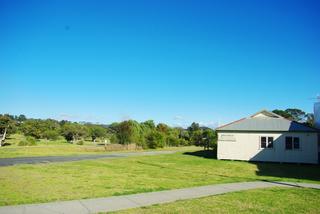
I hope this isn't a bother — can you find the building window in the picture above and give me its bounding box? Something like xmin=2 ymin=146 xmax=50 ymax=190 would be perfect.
xmin=261 ymin=137 xmax=266 ymax=148
xmin=260 ymin=137 xmax=273 ymax=149
xmin=293 ymin=137 xmax=300 ymax=149
xmin=268 ymin=137 xmax=274 ymax=148
xmin=285 ymin=137 xmax=300 ymax=150
xmin=285 ymin=137 xmax=293 ymax=150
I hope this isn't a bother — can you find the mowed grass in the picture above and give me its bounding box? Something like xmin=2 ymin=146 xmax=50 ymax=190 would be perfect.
xmin=0 ymin=144 xmax=107 ymax=158
xmin=114 ymin=187 xmax=320 ymax=214
xmin=0 ymin=151 xmax=319 ymax=206
xmin=0 ymin=134 xmax=107 ymax=158
xmin=0 ymin=145 xmax=197 ymax=158
xmin=0 ymin=134 xmax=198 ymax=158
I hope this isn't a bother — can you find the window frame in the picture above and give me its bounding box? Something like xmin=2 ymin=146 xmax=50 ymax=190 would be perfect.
xmin=285 ymin=136 xmax=293 ymax=150
xmin=285 ymin=136 xmax=301 ymax=151
xmin=293 ymin=137 xmax=300 ymax=150
xmin=260 ymin=136 xmax=274 ymax=149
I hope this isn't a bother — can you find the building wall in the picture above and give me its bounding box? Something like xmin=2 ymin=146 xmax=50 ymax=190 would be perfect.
xmin=217 ymin=132 xmax=318 ymax=164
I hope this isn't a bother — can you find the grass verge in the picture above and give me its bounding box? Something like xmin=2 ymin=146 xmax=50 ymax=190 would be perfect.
xmin=0 ymin=151 xmax=319 ymax=206
xmin=0 ymin=134 xmax=198 ymax=158
xmin=113 ymin=187 xmax=320 ymax=214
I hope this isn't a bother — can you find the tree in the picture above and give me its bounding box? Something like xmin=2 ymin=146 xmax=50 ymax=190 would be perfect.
xmin=285 ymin=108 xmax=307 ymax=122
xmin=141 ymin=120 xmax=155 ymax=130
xmin=61 ymin=122 xmax=88 ymax=142
xmin=176 ymin=128 xmax=190 ymax=142
xmin=0 ymin=115 xmax=16 ymax=146
xmin=201 ymin=129 xmax=217 ymax=150
xmin=21 ymin=119 xmax=61 ymax=139
xmin=43 ymin=130 xmax=60 ymax=140
xmin=87 ymin=125 xmax=107 ymax=142
xmin=304 ymin=113 xmax=314 ymax=127
xmin=20 ymin=120 xmax=43 ymax=139
xmin=17 ymin=114 xmax=27 ymax=122
xmin=166 ymin=135 xmax=180 ymax=147
xmin=190 ymin=129 xmax=203 ymax=146
xmin=146 ymin=131 xmax=165 ymax=149
xmin=115 ymin=120 xmax=141 ymax=145
xmin=156 ymin=123 xmax=169 ymax=134
xmin=188 ymin=122 xmax=200 ymax=133
xmin=272 ymin=109 xmax=293 ymax=119
xmin=273 ymin=108 xmax=308 ymax=123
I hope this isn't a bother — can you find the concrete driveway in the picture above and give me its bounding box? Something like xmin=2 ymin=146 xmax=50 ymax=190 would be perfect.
xmin=0 ymin=151 xmax=176 ymax=167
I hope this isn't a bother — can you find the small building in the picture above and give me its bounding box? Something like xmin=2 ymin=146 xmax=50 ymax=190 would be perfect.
xmin=216 ymin=110 xmax=319 ymax=164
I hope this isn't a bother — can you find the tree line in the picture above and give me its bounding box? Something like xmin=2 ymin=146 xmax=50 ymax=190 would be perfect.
xmin=0 ymin=114 xmax=217 ymax=149
xmin=271 ymin=108 xmax=314 ymax=127
xmin=0 ymin=108 xmax=314 ymax=148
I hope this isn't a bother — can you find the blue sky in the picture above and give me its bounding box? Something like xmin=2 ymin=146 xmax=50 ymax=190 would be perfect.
xmin=1 ymin=0 xmax=319 ymax=127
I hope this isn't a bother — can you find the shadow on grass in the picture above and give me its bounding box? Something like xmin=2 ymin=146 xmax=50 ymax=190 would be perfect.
xmin=184 ymin=150 xmax=320 ymax=182
xmin=183 ymin=150 xmax=217 ymax=159
xmin=254 ymin=162 xmax=320 ymax=182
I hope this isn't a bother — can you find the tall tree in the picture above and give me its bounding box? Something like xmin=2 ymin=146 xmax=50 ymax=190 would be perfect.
xmin=304 ymin=113 xmax=314 ymax=127
xmin=87 ymin=125 xmax=107 ymax=142
xmin=285 ymin=108 xmax=307 ymax=122
xmin=115 ymin=120 xmax=141 ymax=145
xmin=156 ymin=123 xmax=169 ymax=134
xmin=190 ymin=129 xmax=203 ymax=146
xmin=272 ymin=109 xmax=293 ymax=119
xmin=61 ymin=122 xmax=88 ymax=142
xmin=0 ymin=115 xmax=16 ymax=146
xmin=146 ymin=131 xmax=165 ymax=149
xmin=202 ymin=129 xmax=217 ymax=150
xmin=188 ymin=122 xmax=200 ymax=133
xmin=17 ymin=114 xmax=27 ymax=122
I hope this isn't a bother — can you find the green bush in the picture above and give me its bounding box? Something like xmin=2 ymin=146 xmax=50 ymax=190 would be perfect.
xmin=146 ymin=131 xmax=165 ymax=149
xmin=167 ymin=136 xmax=180 ymax=147
xmin=57 ymin=139 xmax=68 ymax=144
xmin=43 ymin=130 xmax=60 ymax=140
xmin=179 ymin=138 xmax=189 ymax=146
xmin=76 ymin=140 xmax=85 ymax=145
xmin=110 ymin=135 xmax=119 ymax=144
xmin=18 ymin=136 xmax=37 ymax=146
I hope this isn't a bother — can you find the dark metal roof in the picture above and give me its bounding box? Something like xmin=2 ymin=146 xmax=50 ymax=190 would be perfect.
xmin=216 ymin=110 xmax=318 ymax=132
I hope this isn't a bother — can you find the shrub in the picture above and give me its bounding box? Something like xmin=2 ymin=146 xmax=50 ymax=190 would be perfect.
xmin=110 ymin=135 xmax=119 ymax=144
xmin=167 ymin=136 xmax=180 ymax=147
xmin=76 ymin=140 xmax=85 ymax=145
xmin=179 ymin=138 xmax=189 ymax=146
xmin=43 ymin=130 xmax=60 ymax=140
xmin=57 ymin=139 xmax=68 ymax=144
xmin=18 ymin=136 xmax=37 ymax=146
xmin=146 ymin=131 xmax=165 ymax=149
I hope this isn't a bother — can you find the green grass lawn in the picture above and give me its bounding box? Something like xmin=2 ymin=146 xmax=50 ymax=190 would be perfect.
xmin=0 ymin=134 xmax=108 ymax=158
xmin=0 ymin=144 xmax=108 ymax=158
xmin=0 ymin=150 xmax=319 ymax=206
xmin=0 ymin=134 xmax=198 ymax=158
xmin=114 ymin=187 xmax=320 ymax=214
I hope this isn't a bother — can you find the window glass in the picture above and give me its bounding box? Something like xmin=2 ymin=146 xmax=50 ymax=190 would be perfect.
xmin=267 ymin=137 xmax=274 ymax=148
xmin=294 ymin=137 xmax=300 ymax=149
xmin=285 ymin=137 xmax=292 ymax=150
xmin=261 ymin=137 xmax=266 ymax=148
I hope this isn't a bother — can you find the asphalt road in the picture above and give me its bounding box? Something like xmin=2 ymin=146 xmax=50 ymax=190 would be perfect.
xmin=0 ymin=151 xmax=176 ymax=167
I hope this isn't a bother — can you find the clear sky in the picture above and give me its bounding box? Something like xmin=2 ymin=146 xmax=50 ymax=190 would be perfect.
xmin=1 ymin=0 xmax=319 ymax=127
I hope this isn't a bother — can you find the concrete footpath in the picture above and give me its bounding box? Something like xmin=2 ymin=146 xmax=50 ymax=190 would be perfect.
xmin=1 ymin=181 xmax=319 ymax=214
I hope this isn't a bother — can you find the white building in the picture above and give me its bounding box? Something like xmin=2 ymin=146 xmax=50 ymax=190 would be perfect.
xmin=216 ymin=110 xmax=319 ymax=164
